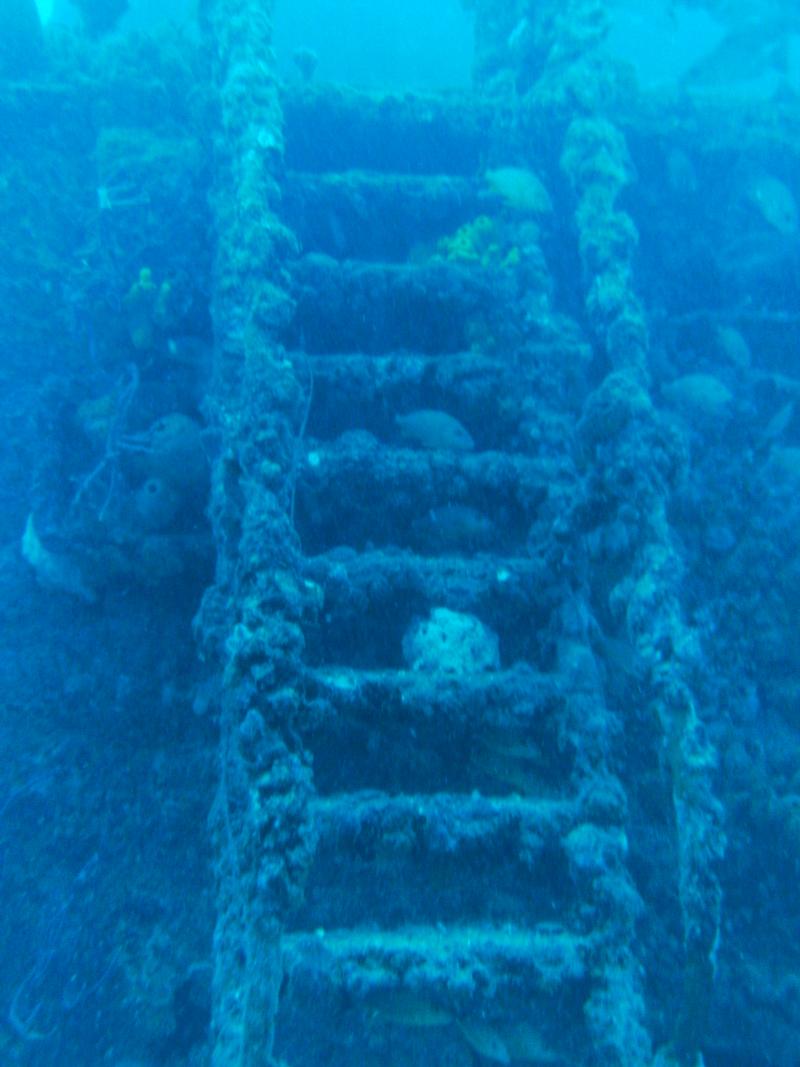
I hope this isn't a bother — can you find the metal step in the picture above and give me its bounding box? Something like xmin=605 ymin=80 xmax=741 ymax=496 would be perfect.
xmin=286 ymin=255 xmax=503 ymax=355
xmin=295 ymin=440 xmax=560 ymax=554
xmin=298 ymin=790 xmax=581 ymax=930
xmin=298 ymin=349 xmax=581 ymax=455
xmin=283 ymin=170 xmax=481 ymax=261
xmin=302 ymin=551 xmax=560 ymax=667
xmin=301 ymin=665 xmax=575 ymax=796
xmin=281 ymin=85 xmax=492 ymax=176
xmin=276 ymin=923 xmax=593 ymax=1066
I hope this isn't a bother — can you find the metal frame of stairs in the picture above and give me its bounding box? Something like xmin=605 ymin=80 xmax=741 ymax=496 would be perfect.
xmin=200 ymin=3 xmax=724 ymax=1066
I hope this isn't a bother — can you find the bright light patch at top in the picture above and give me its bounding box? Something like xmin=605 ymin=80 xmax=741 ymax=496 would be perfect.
xmin=603 ymin=2 xmax=727 ymax=89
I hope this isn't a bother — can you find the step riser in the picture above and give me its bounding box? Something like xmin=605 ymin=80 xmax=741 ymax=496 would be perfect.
xmin=297 ymin=840 xmax=575 ymax=930
xmin=287 ymin=259 xmax=499 ymax=355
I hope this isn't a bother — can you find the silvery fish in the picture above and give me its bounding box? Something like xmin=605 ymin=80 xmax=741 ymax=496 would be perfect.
xmin=748 ymin=173 xmax=798 ymax=235
xmin=714 ymin=325 xmax=751 ymax=369
xmin=485 ymin=167 xmax=553 ymax=215
xmin=395 ymin=409 xmax=475 ymax=451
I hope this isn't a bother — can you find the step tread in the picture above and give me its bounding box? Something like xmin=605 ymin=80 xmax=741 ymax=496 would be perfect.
xmin=311 ymin=789 xmax=578 ymax=839
xmin=294 ymin=253 xmax=493 ymax=278
xmin=285 ymin=168 xmax=478 ymax=185
xmin=301 ymin=437 xmax=562 ymax=485
xmin=298 ymin=346 xmax=582 ymax=367
xmin=302 ymin=547 xmax=558 ymax=628
xmin=295 ymin=447 xmax=559 ymax=555
xmin=302 ymin=348 xmax=511 ymax=369
xmin=282 ymin=170 xmax=483 ymax=260
xmin=305 ymin=550 xmax=550 ymax=593
xmin=284 ymin=921 xmax=590 ymax=987
xmin=287 ymin=255 xmax=500 ymax=355
xmin=302 ymin=551 xmax=560 ymax=679
xmin=305 ymin=548 xmax=551 ymax=588
xmin=306 ymin=663 xmax=562 ymax=720
xmin=282 ymin=84 xmax=491 ymax=176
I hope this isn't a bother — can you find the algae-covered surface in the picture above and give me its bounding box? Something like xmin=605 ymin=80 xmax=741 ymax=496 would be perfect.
xmin=1 ymin=2 xmax=800 ymax=1066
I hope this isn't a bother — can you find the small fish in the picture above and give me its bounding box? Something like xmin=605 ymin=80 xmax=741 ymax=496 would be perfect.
xmin=714 ymin=325 xmax=751 ymax=369
xmin=661 ymin=374 xmax=733 ymax=422
xmin=748 ymin=173 xmax=798 ymax=235
xmin=366 ymin=989 xmax=452 ymax=1028
xmin=485 ymin=167 xmax=553 ymax=215
xmin=458 ymin=1018 xmax=511 ymax=1064
xmin=395 ymin=409 xmax=474 ymax=451
xmin=21 ymin=514 xmax=96 ymax=603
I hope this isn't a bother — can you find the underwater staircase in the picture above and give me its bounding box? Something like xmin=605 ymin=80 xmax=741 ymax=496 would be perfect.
xmin=269 ymin=88 xmax=651 ymax=1067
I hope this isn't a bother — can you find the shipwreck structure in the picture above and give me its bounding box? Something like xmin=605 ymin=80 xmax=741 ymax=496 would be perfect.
xmin=3 ymin=1 xmax=799 ymax=1066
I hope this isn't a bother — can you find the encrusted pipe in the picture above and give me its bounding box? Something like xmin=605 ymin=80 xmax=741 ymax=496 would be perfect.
xmin=563 ymin=114 xmax=726 ymax=1067
xmin=198 ymin=2 xmax=316 ymax=1064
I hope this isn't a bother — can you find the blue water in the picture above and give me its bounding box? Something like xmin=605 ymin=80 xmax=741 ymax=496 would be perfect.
xmin=1 ymin=2 xmax=800 ymax=1066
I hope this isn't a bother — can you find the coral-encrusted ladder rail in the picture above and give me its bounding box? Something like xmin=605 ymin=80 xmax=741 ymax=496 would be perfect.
xmin=274 ymin=85 xmax=651 ymax=1067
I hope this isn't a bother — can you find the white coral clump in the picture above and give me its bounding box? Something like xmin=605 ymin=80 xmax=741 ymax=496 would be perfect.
xmin=403 ymin=607 xmax=500 ymax=674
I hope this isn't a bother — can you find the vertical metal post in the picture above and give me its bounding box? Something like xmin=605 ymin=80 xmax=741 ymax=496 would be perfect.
xmin=199 ymin=2 xmax=316 ymax=1064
